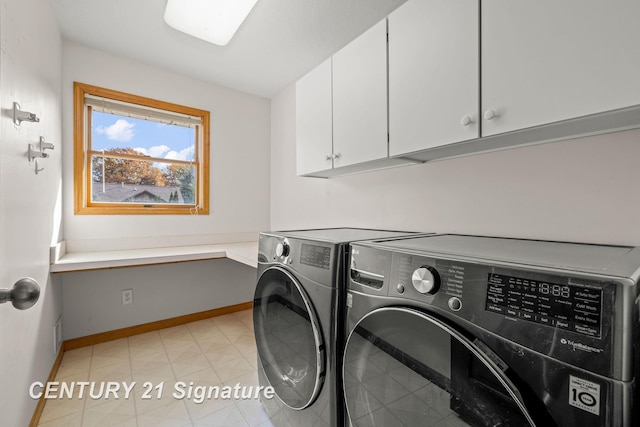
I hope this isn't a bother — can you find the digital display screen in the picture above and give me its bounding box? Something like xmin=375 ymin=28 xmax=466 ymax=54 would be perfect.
xmin=485 ymin=273 xmax=602 ymax=338
xmin=300 ymin=244 xmax=331 ymax=270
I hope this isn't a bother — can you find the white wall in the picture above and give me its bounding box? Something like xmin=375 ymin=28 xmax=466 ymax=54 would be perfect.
xmin=55 ymin=44 xmax=267 ymax=345
xmin=0 ymin=0 xmax=63 ymax=425
xmin=61 ymin=259 xmax=256 ymax=339
xmin=61 ymin=42 xmax=271 ymax=245
xmin=271 ymin=83 xmax=640 ymax=246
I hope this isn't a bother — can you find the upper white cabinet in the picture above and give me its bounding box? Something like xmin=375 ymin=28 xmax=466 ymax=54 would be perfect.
xmin=295 ymin=0 xmax=640 ymax=176
xmin=332 ymin=19 xmax=389 ymax=169
xmin=482 ymin=0 xmax=640 ymax=136
xmin=389 ymin=0 xmax=479 ymax=156
xmin=296 ymin=58 xmax=333 ymax=176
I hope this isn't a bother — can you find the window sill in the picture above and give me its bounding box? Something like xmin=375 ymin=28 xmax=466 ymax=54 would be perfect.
xmin=50 ymin=241 xmax=258 ymax=273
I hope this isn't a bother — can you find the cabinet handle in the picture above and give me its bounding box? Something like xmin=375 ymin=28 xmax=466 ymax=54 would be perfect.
xmin=333 ymin=153 xmax=341 ymax=160
xmin=460 ymin=115 xmax=473 ymax=127
xmin=326 ymin=155 xmax=333 ymax=161
xmin=483 ymin=109 xmax=498 ymax=121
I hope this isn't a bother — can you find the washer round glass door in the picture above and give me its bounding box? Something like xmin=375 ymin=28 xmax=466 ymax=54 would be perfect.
xmin=343 ymin=307 xmax=536 ymax=426
xmin=253 ymin=266 xmax=325 ymax=410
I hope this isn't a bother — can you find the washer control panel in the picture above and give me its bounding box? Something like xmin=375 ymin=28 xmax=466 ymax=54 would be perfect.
xmin=348 ymin=242 xmax=619 ymax=378
xmin=485 ymin=272 xmax=602 ymax=338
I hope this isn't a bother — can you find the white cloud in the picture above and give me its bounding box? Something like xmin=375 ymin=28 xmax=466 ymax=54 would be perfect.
xmin=164 ymin=145 xmax=195 ymax=162
xmin=134 ymin=144 xmax=171 ymax=158
xmin=96 ymin=119 xmax=135 ymax=141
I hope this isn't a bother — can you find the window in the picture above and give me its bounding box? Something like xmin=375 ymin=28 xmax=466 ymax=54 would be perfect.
xmin=74 ymin=82 xmax=210 ymax=214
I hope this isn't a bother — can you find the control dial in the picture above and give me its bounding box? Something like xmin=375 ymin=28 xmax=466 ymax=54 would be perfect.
xmin=411 ymin=266 xmax=440 ymax=295
xmin=275 ymin=242 xmax=290 ymax=258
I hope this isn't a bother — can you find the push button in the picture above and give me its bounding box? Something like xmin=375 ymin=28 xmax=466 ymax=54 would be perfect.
xmin=448 ymin=297 xmax=462 ymax=311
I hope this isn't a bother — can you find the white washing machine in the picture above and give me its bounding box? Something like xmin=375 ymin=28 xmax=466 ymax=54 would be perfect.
xmin=253 ymin=228 xmax=424 ymax=426
xmin=344 ymin=234 xmax=640 ymax=426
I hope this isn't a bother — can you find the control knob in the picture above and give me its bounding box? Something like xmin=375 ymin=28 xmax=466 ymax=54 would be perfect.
xmin=411 ymin=266 xmax=440 ymax=295
xmin=275 ymin=242 xmax=290 ymax=258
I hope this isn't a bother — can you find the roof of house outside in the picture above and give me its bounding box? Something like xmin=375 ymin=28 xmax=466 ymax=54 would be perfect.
xmin=92 ymin=182 xmax=184 ymax=204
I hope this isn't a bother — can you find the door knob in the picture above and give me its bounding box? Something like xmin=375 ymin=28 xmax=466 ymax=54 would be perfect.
xmin=0 ymin=278 xmax=40 ymax=310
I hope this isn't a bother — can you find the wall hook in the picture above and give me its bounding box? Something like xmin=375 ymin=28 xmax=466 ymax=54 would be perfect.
xmin=35 ymin=159 xmax=44 ymax=175
xmin=39 ymin=136 xmax=54 ymax=151
xmin=13 ymin=102 xmax=40 ymax=126
xmin=28 ymin=143 xmax=48 ymax=161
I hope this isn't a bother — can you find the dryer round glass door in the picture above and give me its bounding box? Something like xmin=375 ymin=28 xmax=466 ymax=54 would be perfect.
xmin=253 ymin=266 xmax=325 ymax=410
xmin=343 ymin=307 xmax=537 ymax=427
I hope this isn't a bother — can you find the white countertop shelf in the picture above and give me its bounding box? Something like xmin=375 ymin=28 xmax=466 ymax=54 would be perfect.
xmin=50 ymin=241 xmax=259 ymax=273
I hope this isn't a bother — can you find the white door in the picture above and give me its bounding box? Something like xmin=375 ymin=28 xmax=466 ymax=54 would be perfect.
xmin=296 ymin=58 xmax=334 ymax=176
xmin=389 ymin=0 xmax=479 ymax=156
xmin=482 ymin=0 xmax=640 ymax=136
xmin=332 ymin=19 xmax=389 ymax=168
xmin=0 ymin=1 xmax=62 ymax=425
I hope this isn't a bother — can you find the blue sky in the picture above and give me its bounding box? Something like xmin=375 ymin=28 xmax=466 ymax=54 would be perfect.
xmin=91 ymin=112 xmax=196 ymax=161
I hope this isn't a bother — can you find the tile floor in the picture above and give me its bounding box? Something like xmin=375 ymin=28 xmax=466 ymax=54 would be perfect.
xmin=38 ymin=310 xmax=275 ymax=427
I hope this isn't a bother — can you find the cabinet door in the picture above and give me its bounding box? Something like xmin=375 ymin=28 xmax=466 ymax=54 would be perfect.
xmin=389 ymin=0 xmax=479 ymax=156
xmin=332 ymin=19 xmax=388 ymax=168
xmin=482 ymin=0 xmax=640 ymax=136
xmin=296 ymin=58 xmax=333 ymax=176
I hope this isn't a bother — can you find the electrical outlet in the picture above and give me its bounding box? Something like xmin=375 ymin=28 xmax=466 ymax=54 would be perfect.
xmin=122 ymin=289 xmax=133 ymax=305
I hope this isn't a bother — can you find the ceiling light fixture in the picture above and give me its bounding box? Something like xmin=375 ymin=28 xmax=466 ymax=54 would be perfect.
xmin=164 ymin=0 xmax=258 ymax=46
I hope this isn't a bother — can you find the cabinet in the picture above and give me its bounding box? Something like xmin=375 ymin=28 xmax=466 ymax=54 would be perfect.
xmin=332 ymin=19 xmax=389 ymax=168
xmin=297 ymin=19 xmax=410 ymax=177
xmin=389 ymin=0 xmax=479 ymax=156
xmin=296 ymin=0 xmax=640 ymax=177
xmin=481 ymin=0 xmax=640 ymax=136
xmin=296 ymin=58 xmax=333 ymax=176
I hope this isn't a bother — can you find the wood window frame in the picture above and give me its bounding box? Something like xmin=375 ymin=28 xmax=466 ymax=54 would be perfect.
xmin=73 ymin=82 xmax=210 ymax=215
